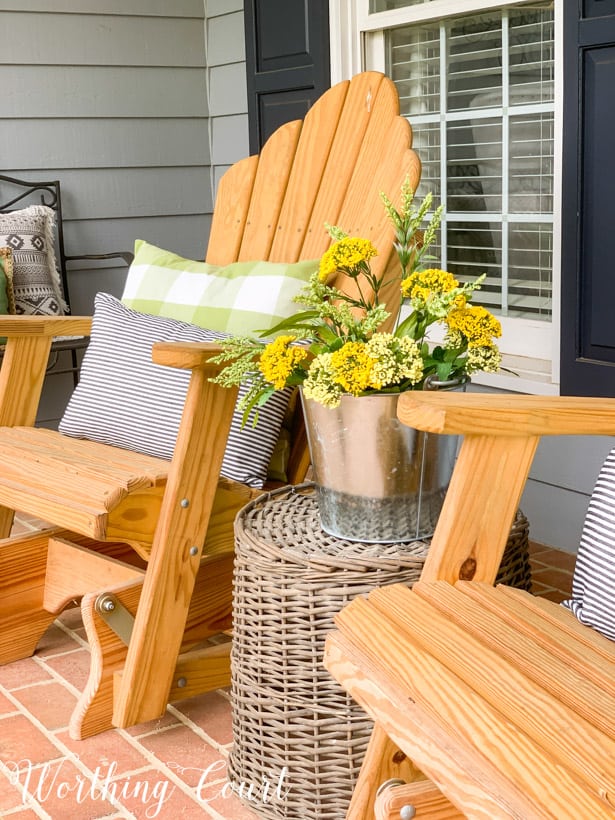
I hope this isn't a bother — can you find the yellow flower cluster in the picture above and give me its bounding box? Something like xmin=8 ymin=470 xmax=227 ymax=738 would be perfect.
xmin=259 ymin=335 xmax=308 ymax=389
xmin=319 ymin=237 xmax=378 ymax=281
xmin=365 ymin=334 xmax=424 ymax=389
xmin=302 ymin=333 xmax=424 ymax=408
xmin=329 ymin=342 xmax=373 ymax=394
xmin=401 ymin=268 xmax=459 ymax=301
xmin=445 ymin=305 xmax=502 ymax=347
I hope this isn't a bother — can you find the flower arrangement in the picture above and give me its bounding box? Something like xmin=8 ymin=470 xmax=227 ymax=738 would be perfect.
xmin=213 ymin=179 xmax=502 ymax=414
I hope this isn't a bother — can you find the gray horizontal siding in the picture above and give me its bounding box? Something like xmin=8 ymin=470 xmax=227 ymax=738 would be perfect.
xmin=207 ymin=11 xmax=246 ymax=66
xmin=63 ymin=214 xmax=212 ymax=265
xmin=207 ymin=0 xmax=242 ymax=15
xmin=1 ymin=168 xmax=212 ymax=220
xmin=0 ymin=12 xmax=206 ymax=65
xmin=0 ymin=0 xmax=203 ymax=15
xmin=2 ymin=0 xmax=214 ymax=428
xmin=2 ymin=66 xmax=208 ymax=117
xmin=5 ymin=119 xmax=210 ymax=169
xmin=205 ymin=3 xmax=249 ymax=204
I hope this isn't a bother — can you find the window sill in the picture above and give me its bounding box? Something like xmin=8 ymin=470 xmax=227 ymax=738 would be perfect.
xmin=471 ymin=353 xmax=559 ymax=395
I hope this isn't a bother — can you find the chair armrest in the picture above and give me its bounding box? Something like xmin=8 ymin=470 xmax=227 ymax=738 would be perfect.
xmin=0 ymin=316 xmax=92 ymax=338
xmin=65 ymin=251 xmax=134 ymax=266
xmin=152 ymin=342 xmax=225 ymax=374
xmin=398 ymin=393 xmax=615 ymax=437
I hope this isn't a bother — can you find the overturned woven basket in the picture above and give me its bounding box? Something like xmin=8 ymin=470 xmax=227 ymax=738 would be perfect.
xmin=228 ymin=484 xmax=531 ymax=819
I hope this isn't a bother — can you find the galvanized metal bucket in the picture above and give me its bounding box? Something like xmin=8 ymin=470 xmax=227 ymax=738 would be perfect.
xmin=302 ymin=385 xmax=464 ymax=543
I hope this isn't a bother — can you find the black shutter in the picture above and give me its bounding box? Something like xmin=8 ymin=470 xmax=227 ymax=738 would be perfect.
xmin=244 ymin=0 xmax=331 ymax=153
xmin=561 ymin=0 xmax=615 ymax=395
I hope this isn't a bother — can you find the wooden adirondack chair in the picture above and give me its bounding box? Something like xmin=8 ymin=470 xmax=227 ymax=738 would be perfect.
xmin=0 ymin=71 xmax=421 ymax=738
xmin=325 ymin=392 xmax=615 ymax=819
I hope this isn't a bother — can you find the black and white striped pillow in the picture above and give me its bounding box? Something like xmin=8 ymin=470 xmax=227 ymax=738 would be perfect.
xmin=59 ymin=292 xmax=292 ymax=489
xmin=562 ymin=448 xmax=615 ymax=641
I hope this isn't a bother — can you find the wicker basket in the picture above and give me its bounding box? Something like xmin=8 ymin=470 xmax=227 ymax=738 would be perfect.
xmin=228 ymin=483 xmax=531 ymax=819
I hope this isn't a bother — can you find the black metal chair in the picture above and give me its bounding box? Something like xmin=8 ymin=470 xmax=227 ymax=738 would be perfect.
xmin=0 ymin=173 xmax=133 ymax=385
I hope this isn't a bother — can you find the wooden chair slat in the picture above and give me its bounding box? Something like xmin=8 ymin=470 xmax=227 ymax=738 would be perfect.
xmin=5 ymin=427 xmax=169 ymax=481
xmin=238 ymin=119 xmax=303 ymax=262
xmin=329 ymin=597 xmax=612 ymax=818
xmin=300 ymin=72 xmax=389 ymax=258
xmin=205 ymin=155 xmax=259 ymax=265
xmin=0 ymin=442 xmax=164 ymax=500
xmin=457 ymin=581 xmax=615 ymax=696
xmin=366 ymin=583 xmax=615 ymax=787
xmin=498 ymin=584 xmax=615 ymax=661
xmin=269 ymin=79 xmax=350 ymax=262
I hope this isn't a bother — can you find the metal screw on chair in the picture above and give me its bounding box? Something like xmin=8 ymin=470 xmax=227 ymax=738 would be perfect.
xmin=180 ymin=498 xmax=190 ymax=508
xmin=99 ymin=596 xmax=115 ymax=613
xmin=400 ymin=805 xmax=416 ymax=820
xmin=189 ymin=546 xmax=199 ymax=556
xmin=177 ymin=677 xmax=187 ymax=688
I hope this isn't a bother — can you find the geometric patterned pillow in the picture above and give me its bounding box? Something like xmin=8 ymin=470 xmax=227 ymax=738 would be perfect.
xmin=121 ymin=239 xmax=317 ymax=337
xmin=561 ymin=447 xmax=615 ymax=641
xmin=59 ymin=293 xmax=292 ymax=489
xmin=0 ymin=205 xmax=65 ymax=315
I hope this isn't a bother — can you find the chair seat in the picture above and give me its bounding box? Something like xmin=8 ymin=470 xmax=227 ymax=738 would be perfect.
xmin=327 ymin=580 xmax=615 ymax=817
xmin=0 ymin=427 xmax=169 ymax=541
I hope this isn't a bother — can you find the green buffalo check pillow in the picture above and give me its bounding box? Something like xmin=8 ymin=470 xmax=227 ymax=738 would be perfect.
xmin=121 ymin=239 xmax=318 ymax=336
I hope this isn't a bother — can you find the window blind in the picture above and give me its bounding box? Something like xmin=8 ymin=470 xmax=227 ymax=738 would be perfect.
xmin=386 ymin=3 xmax=554 ymax=320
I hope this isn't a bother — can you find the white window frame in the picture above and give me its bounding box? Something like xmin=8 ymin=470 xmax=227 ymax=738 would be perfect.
xmin=329 ymin=0 xmax=562 ymax=395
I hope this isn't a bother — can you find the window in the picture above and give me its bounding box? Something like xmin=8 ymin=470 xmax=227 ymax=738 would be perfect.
xmin=331 ymin=0 xmax=560 ymax=393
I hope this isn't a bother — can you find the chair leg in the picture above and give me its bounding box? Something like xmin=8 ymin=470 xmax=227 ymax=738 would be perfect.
xmin=0 ymin=530 xmax=57 ymax=663
xmin=347 ymin=724 xmax=425 ymax=820
xmin=71 ymin=551 xmax=235 ymax=738
xmin=71 ymin=581 xmax=142 ymax=740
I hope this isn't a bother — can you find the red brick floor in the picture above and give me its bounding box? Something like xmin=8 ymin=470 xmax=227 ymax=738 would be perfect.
xmin=1 ymin=515 xmax=260 ymax=820
xmin=529 ymin=540 xmax=576 ymax=603
xmin=0 ymin=517 xmax=577 ymax=819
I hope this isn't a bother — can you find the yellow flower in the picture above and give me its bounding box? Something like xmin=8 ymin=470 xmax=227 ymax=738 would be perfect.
xmin=319 ymin=237 xmax=378 ymax=281
xmin=445 ymin=305 xmax=502 ymax=347
xmin=259 ymin=335 xmax=308 ymax=389
xmin=302 ymin=353 xmax=343 ymax=408
xmin=467 ymin=344 xmax=502 ymax=373
xmin=329 ymin=341 xmax=373 ymax=394
xmin=401 ymin=268 xmax=459 ymax=300
xmin=365 ymin=333 xmax=423 ymax=389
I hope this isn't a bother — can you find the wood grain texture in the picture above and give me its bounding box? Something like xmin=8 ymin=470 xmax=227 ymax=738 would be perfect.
xmin=43 ymin=537 xmax=144 ymax=614
xmin=151 ymin=340 xmax=225 ymax=370
xmin=327 ymin=593 xmax=615 ymax=817
xmin=0 ymin=427 xmax=170 ymax=541
xmin=112 ymin=370 xmax=238 ymax=727
xmin=347 ymin=722 xmax=425 ymax=820
xmin=371 ymin=583 xmax=615 ymax=793
xmin=397 ymin=392 xmax=615 ymax=437
xmin=72 ymin=580 xmax=142 ymax=739
xmin=270 ymin=80 xmax=350 ymax=262
xmin=421 ymin=434 xmax=538 ymax=584
xmin=206 ymin=155 xmax=259 ymax=265
xmin=238 ymin=119 xmax=303 ymax=262
xmin=325 ymin=632 xmax=548 ymax=819
xmin=374 ymin=779 xmax=464 ymax=820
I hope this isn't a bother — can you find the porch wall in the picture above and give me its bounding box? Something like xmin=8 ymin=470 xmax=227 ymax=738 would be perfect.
xmin=1 ymin=0 xmax=213 ymax=315
xmin=206 ymin=0 xmax=249 ymax=196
